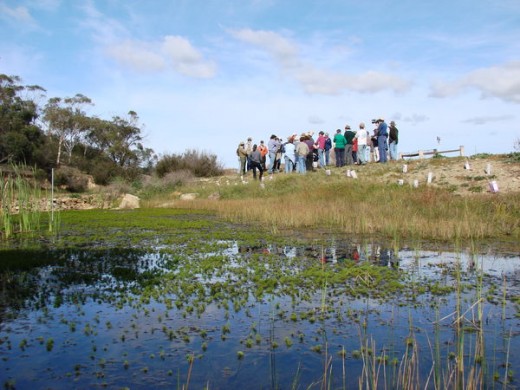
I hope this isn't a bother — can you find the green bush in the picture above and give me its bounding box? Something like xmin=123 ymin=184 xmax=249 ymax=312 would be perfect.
xmin=156 ymin=149 xmax=224 ymax=178
xmin=54 ymin=166 xmax=89 ymax=192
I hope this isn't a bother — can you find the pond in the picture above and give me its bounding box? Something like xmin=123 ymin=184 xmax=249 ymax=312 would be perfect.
xmin=0 ymin=209 xmax=519 ymax=389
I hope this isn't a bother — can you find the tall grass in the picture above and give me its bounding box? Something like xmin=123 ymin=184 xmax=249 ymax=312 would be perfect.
xmin=155 ymin=173 xmax=520 ymax=244
xmin=0 ymin=165 xmax=59 ymax=239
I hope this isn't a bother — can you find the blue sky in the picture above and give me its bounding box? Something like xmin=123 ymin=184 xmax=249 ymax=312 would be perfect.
xmin=1 ymin=0 xmax=520 ymax=168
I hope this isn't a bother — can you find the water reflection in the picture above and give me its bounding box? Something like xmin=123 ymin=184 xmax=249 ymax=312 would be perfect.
xmin=0 ymin=239 xmax=519 ymax=389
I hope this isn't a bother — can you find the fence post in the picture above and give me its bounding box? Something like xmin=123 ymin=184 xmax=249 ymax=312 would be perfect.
xmin=459 ymin=146 xmax=465 ymax=156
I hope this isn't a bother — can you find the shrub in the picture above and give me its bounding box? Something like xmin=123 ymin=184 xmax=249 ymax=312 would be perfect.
xmin=90 ymin=160 xmax=120 ymax=186
xmin=54 ymin=166 xmax=89 ymax=192
xmin=156 ymin=149 xmax=224 ymax=178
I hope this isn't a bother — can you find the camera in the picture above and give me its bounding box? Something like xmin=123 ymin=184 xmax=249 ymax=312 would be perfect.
xmin=371 ymin=119 xmax=378 ymax=124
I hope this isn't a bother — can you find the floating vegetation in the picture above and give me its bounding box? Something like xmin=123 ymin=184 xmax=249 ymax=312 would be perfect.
xmin=0 ymin=208 xmax=518 ymax=389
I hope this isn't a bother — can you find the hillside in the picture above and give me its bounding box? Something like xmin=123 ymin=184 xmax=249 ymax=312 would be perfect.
xmin=220 ymin=154 xmax=520 ymax=196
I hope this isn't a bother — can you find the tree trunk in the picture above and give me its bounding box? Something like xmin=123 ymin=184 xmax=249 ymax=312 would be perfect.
xmin=56 ymin=136 xmax=63 ymax=167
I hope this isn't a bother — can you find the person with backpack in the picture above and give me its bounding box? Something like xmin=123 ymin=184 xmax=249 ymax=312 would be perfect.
xmin=344 ymin=125 xmax=356 ymax=165
xmin=324 ymin=133 xmax=332 ymax=166
xmin=249 ymin=144 xmax=264 ymax=180
xmin=315 ymin=131 xmax=327 ymax=168
xmin=389 ymin=121 xmax=399 ymax=160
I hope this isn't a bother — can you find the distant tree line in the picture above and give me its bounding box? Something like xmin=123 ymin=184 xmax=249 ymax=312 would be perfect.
xmin=0 ymin=74 xmax=223 ymax=188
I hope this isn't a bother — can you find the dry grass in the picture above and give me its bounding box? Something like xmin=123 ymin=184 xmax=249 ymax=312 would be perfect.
xmin=142 ymin=158 xmax=520 ymax=243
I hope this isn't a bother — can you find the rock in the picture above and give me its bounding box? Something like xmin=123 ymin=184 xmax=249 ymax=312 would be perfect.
xmin=179 ymin=193 xmax=199 ymax=200
xmin=118 ymin=194 xmax=140 ymax=209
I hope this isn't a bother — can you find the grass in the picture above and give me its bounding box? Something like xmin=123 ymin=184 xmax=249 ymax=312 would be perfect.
xmin=1 ymin=169 xmax=518 ymax=390
xmin=142 ymin=164 xmax=520 ymax=247
xmin=1 ymin=165 xmax=60 ymax=240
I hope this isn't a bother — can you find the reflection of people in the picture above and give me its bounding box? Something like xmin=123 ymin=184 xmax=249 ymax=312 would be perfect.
xmin=352 ymin=248 xmax=360 ymax=262
xmin=389 ymin=121 xmax=399 ymax=160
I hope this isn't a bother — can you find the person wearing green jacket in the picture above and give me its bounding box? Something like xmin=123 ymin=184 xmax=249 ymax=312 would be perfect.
xmin=333 ymin=129 xmax=347 ymax=167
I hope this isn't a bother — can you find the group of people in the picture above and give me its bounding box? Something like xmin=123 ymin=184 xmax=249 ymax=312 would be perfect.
xmin=236 ymin=118 xmax=399 ymax=179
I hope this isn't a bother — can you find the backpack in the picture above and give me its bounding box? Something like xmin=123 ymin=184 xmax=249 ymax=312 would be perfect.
xmin=389 ymin=126 xmax=398 ymax=141
xmin=279 ymin=143 xmax=286 ymax=154
xmin=325 ymin=138 xmax=332 ymax=151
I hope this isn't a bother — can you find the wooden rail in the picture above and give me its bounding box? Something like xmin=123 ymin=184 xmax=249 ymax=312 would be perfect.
xmin=399 ymin=145 xmax=464 ymax=159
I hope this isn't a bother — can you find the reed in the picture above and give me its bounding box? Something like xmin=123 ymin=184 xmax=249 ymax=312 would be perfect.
xmin=0 ymin=165 xmax=59 ymax=240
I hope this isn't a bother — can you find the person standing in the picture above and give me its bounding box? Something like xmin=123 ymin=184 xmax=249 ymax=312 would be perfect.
xmin=267 ymin=134 xmax=280 ymax=174
xmin=295 ymin=136 xmax=309 ymax=174
xmin=333 ymin=129 xmax=346 ymax=167
xmin=370 ymin=128 xmax=379 ymax=162
xmin=389 ymin=121 xmax=399 ymax=160
xmin=258 ymin=140 xmax=268 ymax=169
xmin=344 ymin=125 xmax=356 ymax=165
xmin=355 ymin=122 xmax=369 ymax=165
xmin=324 ymin=133 xmax=332 ymax=166
xmin=249 ymin=144 xmax=264 ymax=180
xmin=376 ymin=118 xmax=388 ymax=163
xmin=236 ymin=141 xmax=248 ymax=176
xmin=304 ymin=133 xmax=315 ymax=171
xmin=315 ymin=131 xmax=326 ymax=168
xmin=283 ymin=138 xmax=296 ymax=173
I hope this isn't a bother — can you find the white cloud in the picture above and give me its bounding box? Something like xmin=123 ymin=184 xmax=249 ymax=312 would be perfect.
xmin=29 ymin=0 xmax=61 ymax=11
xmin=106 ymin=40 xmax=165 ymax=72
xmin=401 ymin=113 xmax=430 ymax=125
xmin=308 ymin=115 xmax=324 ymax=124
xmin=229 ymin=28 xmax=298 ymax=66
xmin=0 ymin=4 xmax=36 ymax=26
xmin=462 ymin=114 xmax=515 ymax=125
xmin=162 ymin=36 xmax=217 ymax=79
xmin=229 ymin=28 xmax=411 ymax=95
xmin=430 ymin=61 xmax=520 ymax=103
xmin=82 ymin=1 xmax=216 ymax=79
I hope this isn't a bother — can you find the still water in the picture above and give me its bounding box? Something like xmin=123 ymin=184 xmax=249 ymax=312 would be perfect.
xmin=1 ymin=227 xmax=519 ymax=389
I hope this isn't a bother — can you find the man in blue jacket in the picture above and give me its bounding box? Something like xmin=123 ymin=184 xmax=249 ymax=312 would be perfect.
xmin=376 ymin=118 xmax=388 ymax=163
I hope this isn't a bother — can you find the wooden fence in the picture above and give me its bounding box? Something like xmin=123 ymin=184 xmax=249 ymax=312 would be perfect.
xmin=399 ymin=145 xmax=465 ymax=159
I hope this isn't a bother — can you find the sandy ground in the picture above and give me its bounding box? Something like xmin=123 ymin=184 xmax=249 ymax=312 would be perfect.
xmin=376 ymin=155 xmax=520 ymax=195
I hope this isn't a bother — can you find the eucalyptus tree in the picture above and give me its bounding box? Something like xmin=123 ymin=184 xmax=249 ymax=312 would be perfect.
xmin=0 ymin=74 xmax=47 ymax=165
xmin=88 ymin=110 xmax=148 ymax=168
xmin=42 ymin=93 xmax=93 ymax=166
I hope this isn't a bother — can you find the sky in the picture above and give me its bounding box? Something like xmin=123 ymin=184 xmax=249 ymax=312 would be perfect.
xmin=1 ymin=0 xmax=520 ymax=168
